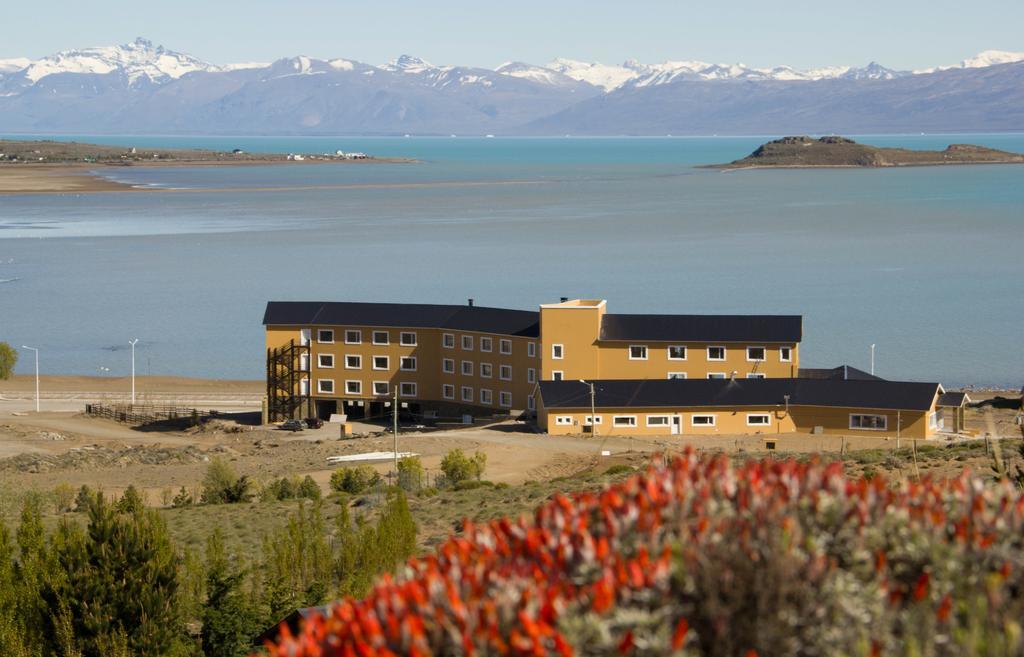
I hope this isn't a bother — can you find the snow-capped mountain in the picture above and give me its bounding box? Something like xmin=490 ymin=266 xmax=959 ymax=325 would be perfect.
xmin=0 ymin=57 xmax=31 ymax=74
xmin=960 ymin=49 xmax=1024 ymax=68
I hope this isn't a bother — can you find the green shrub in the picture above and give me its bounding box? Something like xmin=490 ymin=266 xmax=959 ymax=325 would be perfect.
xmin=0 ymin=342 xmax=16 ymax=380
xmin=53 ymin=483 xmax=76 ymax=514
xmin=329 ymin=466 xmax=381 ymax=494
xmin=298 ymin=475 xmax=322 ymax=501
xmin=115 ymin=485 xmax=145 ymax=514
xmin=440 ymin=449 xmax=487 ymax=486
xmin=74 ymin=484 xmax=95 ymax=513
xmin=201 ymin=458 xmax=253 ymax=505
xmin=171 ymin=486 xmax=193 ymax=508
xmin=453 ymin=480 xmax=495 ymax=491
xmin=604 ymin=464 xmax=634 ymax=476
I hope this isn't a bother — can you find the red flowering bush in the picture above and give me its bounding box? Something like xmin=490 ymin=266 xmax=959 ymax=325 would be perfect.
xmin=261 ymin=452 xmax=1024 ymax=657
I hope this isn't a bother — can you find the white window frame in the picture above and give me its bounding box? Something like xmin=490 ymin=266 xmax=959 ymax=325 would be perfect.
xmin=318 ymin=354 xmax=335 ymax=369
xmin=646 ymin=415 xmax=671 ymax=427
xmin=667 ymin=345 xmax=687 ymax=361
xmin=779 ymin=346 xmax=792 ymax=363
xmin=612 ymin=415 xmax=637 ymax=428
xmin=479 ymin=362 xmax=493 ymax=378
xmin=850 ymin=414 xmax=888 ymax=431
xmin=344 ymin=354 xmax=361 ymax=370
xmin=461 ymin=386 xmax=474 ymax=402
xmin=299 ymin=352 xmax=310 ymax=372
xmin=667 ymin=372 xmax=687 ymax=380
xmin=318 ymin=329 xmax=335 ymax=344
xmin=461 ymin=335 xmax=474 ymax=351
xmin=552 ymin=371 xmax=564 ymax=381
xmin=442 ymin=358 xmax=455 ymax=374
xmin=499 ymin=339 xmax=512 ymax=355
xmin=400 ymin=331 xmax=417 ymax=346
xmin=372 ymin=355 xmax=390 ymax=371
xmin=372 ymin=331 xmax=389 ymax=346
xmin=707 ymin=346 xmax=726 ymax=361
xmin=746 ymin=346 xmax=767 ymax=362
xmin=443 ymin=333 xmax=455 ymax=349
xmin=480 ymin=336 xmax=493 ymax=352
xmin=551 ymin=344 xmax=564 ymax=360
xmin=527 ymin=395 xmax=535 ymax=411
xmin=317 ymin=379 xmax=335 ymax=394
xmin=746 ymin=413 xmax=771 ymax=426
xmin=707 ymin=373 xmax=727 ymax=379
xmin=527 ymin=342 xmax=537 ymax=358
xmin=480 ymin=388 xmax=493 ymax=405
xmin=499 ymin=391 xmax=512 ymax=408
xmin=400 ymin=356 xmax=417 ymax=372
xmin=461 ymin=360 xmax=474 ymax=376
xmin=691 ymin=414 xmax=717 ymax=427
xmin=345 ymin=380 xmax=362 ymax=395
xmin=527 ymin=368 xmax=536 ymax=384
xmin=372 ymin=381 xmax=389 ymax=396
xmin=299 ymin=378 xmax=310 ymax=396
xmin=299 ymin=329 xmax=311 ymax=346
xmin=583 ymin=415 xmax=603 ymax=426
xmin=442 ymin=383 xmax=455 ymax=400
xmin=399 ymin=382 xmax=417 ymax=398
xmin=344 ymin=330 xmax=361 ymax=345
xmin=555 ymin=416 xmax=573 ymax=426
xmin=499 ymin=365 xmax=512 ymax=381
xmin=628 ymin=345 xmax=648 ymax=361
xmin=746 ymin=373 xmax=766 ymax=379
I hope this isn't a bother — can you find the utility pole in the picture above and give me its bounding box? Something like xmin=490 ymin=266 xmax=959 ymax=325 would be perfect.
xmin=129 ymin=339 xmax=139 ymax=405
xmin=580 ymin=379 xmax=597 ymax=438
xmin=21 ymin=345 xmax=39 ymax=413
xmin=392 ymin=385 xmax=400 ymax=474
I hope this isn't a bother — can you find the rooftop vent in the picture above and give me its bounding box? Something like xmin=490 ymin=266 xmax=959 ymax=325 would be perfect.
xmin=560 ymin=297 xmax=569 ymax=303
xmin=468 ymin=298 xmax=474 ymax=307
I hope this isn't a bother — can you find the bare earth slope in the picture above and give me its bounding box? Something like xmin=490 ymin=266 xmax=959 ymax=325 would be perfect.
xmin=713 ymin=136 xmax=1024 ymax=169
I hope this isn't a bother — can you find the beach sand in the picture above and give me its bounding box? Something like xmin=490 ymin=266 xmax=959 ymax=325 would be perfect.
xmin=0 ymin=165 xmax=136 ymax=194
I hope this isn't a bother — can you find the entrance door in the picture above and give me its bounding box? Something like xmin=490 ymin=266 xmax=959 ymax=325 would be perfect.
xmin=671 ymin=416 xmax=681 ymax=435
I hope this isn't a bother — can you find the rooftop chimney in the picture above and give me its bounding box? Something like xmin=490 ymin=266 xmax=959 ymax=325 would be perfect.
xmin=560 ymin=297 xmax=569 ymax=303
xmin=468 ymin=298 xmax=474 ymax=307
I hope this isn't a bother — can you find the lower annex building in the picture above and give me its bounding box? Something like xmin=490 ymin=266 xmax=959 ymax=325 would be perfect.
xmin=263 ymin=298 xmax=947 ymax=439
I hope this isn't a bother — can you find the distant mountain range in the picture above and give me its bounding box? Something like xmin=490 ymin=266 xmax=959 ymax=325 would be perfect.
xmin=1 ymin=38 xmax=1022 ymax=135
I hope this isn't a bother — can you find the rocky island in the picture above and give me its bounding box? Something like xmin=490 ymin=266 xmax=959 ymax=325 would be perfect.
xmin=711 ymin=136 xmax=1024 ymax=169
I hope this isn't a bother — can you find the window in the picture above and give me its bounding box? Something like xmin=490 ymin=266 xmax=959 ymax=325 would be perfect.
xmin=499 ymin=365 xmax=512 ymax=380
xmin=707 ymin=346 xmax=726 ymax=361
xmin=400 ymin=356 xmax=417 ymax=371
xmin=345 ymin=355 xmax=361 ymax=370
xmin=399 ymin=382 xmax=417 ymax=397
xmin=850 ymin=414 xmax=888 ymax=430
xmin=747 ymin=346 xmax=766 ymax=362
xmin=691 ymin=414 xmax=716 ymax=427
xmin=480 ymin=389 xmax=493 ymax=405
xmin=479 ymin=363 xmax=492 ymax=378
xmin=345 ymin=380 xmax=362 ymax=395
xmin=299 ymin=353 xmax=310 ymax=371
xmin=527 ymin=342 xmax=536 ymax=358
xmin=707 ymin=373 xmax=727 ymax=379
xmin=747 ymin=414 xmax=771 ymax=426
xmin=372 ymin=331 xmax=389 ymax=345
xmin=583 ymin=416 xmax=603 ymax=426
xmin=552 ymin=371 xmax=564 ymax=381
xmin=461 ymin=386 xmax=474 ymax=402
xmin=555 ymin=416 xmax=573 ymax=426
xmin=551 ymin=344 xmax=564 ymax=360
xmin=317 ymin=379 xmax=334 ymax=394
xmin=668 ymin=345 xmax=687 ymax=361
xmin=318 ymin=354 xmax=335 ymax=369
xmin=373 ymin=381 xmax=389 ymax=396
xmin=299 ymin=378 xmax=310 ymax=396
xmin=442 ymin=384 xmax=455 ymax=399
xmin=646 ymin=415 xmax=671 ymax=427
xmin=300 ymin=329 xmax=311 ymax=346
xmin=461 ymin=360 xmax=474 ymax=376
xmin=746 ymin=373 xmax=766 ymax=379
xmin=667 ymin=372 xmax=687 ymax=380
xmin=372 ymin=355 xmax=389 ymax=370
xmin=461 ymin=335 xmax=474 ymax=350
xmin=318 ymin=329 xmax=334 ymax=344
xmin=613 ymin=416 xmax=637 ymax=428
xmin=527 ymin=368 xmax=536 ymax=384
xmin=443 ymin=333 xmax=455 ymax=348
xmin=344 ymin=330 xmax=361 ymax=345
xmin=480 ymin=337 xmax=493 ymax=352
xmin=779 ymin=346 xmax=792 ymax=362
xmin=442 ymin=358 xmax=455 ymax=374
xmin=499 ymin=391 xmax=512 ymax=408
xmin=400 ymin=332 xmax=417 ymax=346
xmin=629 ymin=345 xmax=648 ymax=360
xmin=527 ymin=396 xmax=535 ymax=411
xmin=499 ymin=339 xmax=512 ymax=355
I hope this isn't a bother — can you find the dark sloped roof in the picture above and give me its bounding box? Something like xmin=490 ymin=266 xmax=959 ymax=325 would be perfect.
xmin=938 ymin=392 xmax=970 ymax=407
xmin=599 ymin=313 xmax=802 ymax=343
xmin=539 ymin=378 xmax=940 ymax=412
xmin=798 ymin=365 xmax=883 ymax=381
xmin=263 ymin=301 xmax=539 ymax=337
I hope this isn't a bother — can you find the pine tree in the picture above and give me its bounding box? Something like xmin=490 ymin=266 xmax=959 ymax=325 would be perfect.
xmin=201 ymin=530 xmax=258 ymax=657
xmin=0 ymin=518 xmax=32 ymax=657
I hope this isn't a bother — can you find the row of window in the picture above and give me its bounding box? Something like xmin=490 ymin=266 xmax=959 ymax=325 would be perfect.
xmin=310 ymin=328 xmax=539 ymax=357
xmin=314 ymin=378 xmax=528 ymax=410
xmin=439 ymin=384 xmax=515 ymax=407
xmin=549 ymin=371 xmax=767 ymax=381
xmin=440 ymin=359 xmax=536 ymax=382
xmin=554 ymin=413 xmax=773 ymax=428
xmin=550 ymin=344 xmax=793 ymax=363
xmin=313 ymin=328 xmax=419 ymax=346
xmin=443 ymin=333 xmax=534 ymax=356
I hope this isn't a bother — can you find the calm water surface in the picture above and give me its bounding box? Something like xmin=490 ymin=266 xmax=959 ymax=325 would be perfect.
xmin=1 ymin=135 xmax=1022 ymax=387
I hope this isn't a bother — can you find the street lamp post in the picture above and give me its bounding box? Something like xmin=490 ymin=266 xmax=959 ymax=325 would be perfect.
xmin=579 ymin=379 xmax=597 ymax=438
xmin=129 ymin=339 xmax=139 ymax=405
xmin=870 ymin=344 xmax=876 ymax=376
xmin=21 ymin=345 xmax=39 ymax=412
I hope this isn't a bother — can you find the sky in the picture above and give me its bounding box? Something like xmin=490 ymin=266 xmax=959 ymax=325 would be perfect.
xmin=2 ymin=0 xmax=1023 ymax=70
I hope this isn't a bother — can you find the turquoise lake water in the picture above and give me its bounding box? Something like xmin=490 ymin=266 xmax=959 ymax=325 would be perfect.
xmin=1 ymin=134 xmax=1022 ymax=387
